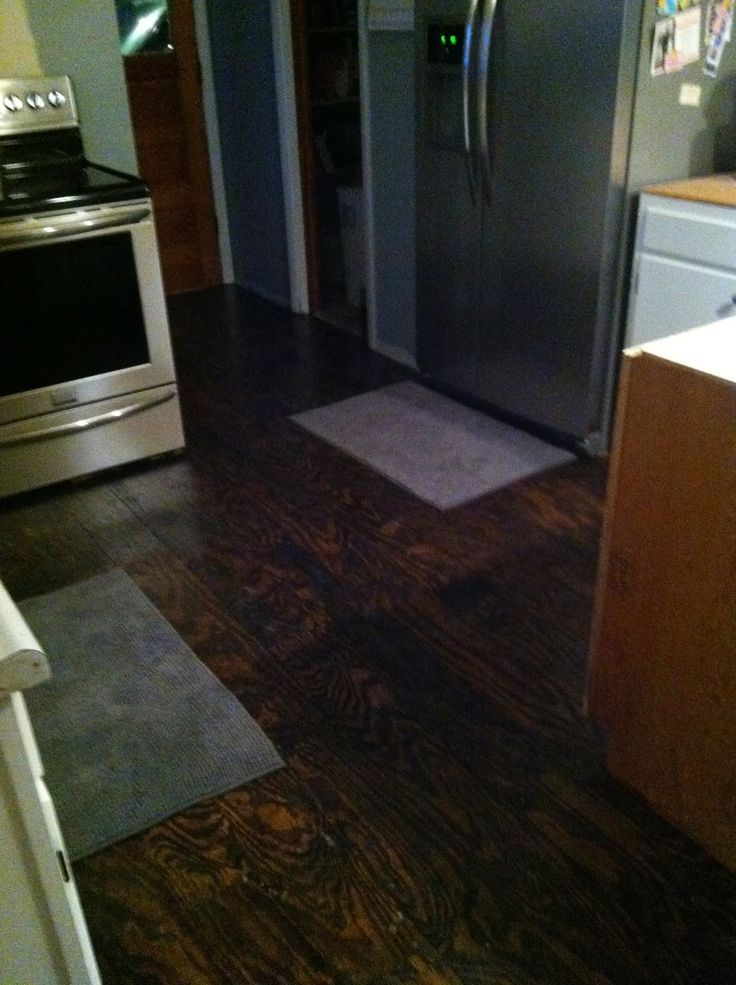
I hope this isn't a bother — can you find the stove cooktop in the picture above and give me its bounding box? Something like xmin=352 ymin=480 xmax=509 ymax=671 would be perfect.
xmin=0 ymin=75 xmax=148 ymax=219
xmin=0 ymin=159 xmax=149 ymax=218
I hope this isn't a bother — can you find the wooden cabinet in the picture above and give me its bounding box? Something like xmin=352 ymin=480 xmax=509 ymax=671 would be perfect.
xmin=626 ymin=185 xmax=736 ymax=347
xmin=588 ymin=319 xmax=736 ymax=870
xmin=122 ymin=0 xmax=222 ymax=294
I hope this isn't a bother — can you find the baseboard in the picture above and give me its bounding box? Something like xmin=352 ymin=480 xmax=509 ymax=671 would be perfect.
xmin=371 ymin=340 xmax=418 ymax=371
xmin=234 ymin=279 xmax=291 ymax=311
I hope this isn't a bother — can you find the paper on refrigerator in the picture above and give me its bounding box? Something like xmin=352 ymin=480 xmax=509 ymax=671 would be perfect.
xmin=704 ymin=0 xmax=734 ymax=76
xmin=651 ymin=5 xmax=701 ymax=74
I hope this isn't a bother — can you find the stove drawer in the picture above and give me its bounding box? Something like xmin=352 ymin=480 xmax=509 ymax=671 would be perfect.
xmin=0 ymin=387 xmax=184 ymax=498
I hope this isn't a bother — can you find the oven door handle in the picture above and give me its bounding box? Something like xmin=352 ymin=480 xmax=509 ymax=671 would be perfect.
xmin=0 ymin=391 xmax=175 ymax=448
xmin=0 ymin=205 xmax=152 ymax=247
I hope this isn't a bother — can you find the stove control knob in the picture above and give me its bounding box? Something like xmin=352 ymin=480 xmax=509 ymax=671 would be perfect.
xmin=47 ymin=90 xmax=67 ymax=108
xmin=26 ymin=92 xmax=45 ymax=110
xmin=3 ymin=94 xmax=23 ymax=112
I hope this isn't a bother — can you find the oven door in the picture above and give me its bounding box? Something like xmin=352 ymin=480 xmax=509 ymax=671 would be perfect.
xmin=0 ymin=201 xmax=176 ymax=427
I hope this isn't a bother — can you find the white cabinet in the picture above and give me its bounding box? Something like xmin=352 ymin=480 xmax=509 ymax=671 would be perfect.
xmin=626 ymin=194 xmax=736 ymax=347
xmin=0 ymin=581 xmax=101 ymax=985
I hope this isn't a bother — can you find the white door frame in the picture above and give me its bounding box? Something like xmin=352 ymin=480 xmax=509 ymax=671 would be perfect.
xmin=357 ymin=3 xmax=378 ymax=351
xmin=270 ymin=0 xmax=377 ymax=343
xmin=270 ymin=0 xmax=310 ymax=315
xmin=191 ymin=0 xmax=234 ymax=282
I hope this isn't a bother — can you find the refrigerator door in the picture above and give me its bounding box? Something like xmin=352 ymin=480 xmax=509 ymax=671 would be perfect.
xmin=472 ymin=0 xmax=629 ymax=441
xmin=626 ymin=3 xmax=736 ymax=199
xmin=416 ymin=0 xmax=484 ymax=382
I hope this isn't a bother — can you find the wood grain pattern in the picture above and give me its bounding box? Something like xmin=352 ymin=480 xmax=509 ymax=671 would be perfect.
xmin=124 ymin=0 xmax=221 ymax=294
xmin=1 ymin=287 xmax=735 ymax=984
xmin=644 ymin=173 xmax=736 ymax=208
xmin=589 ymin=349 xmax=736 ymax=870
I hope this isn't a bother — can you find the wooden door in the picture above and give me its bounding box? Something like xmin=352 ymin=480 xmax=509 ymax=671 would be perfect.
xmin=123 ymin=0 xmax=221 ymax=295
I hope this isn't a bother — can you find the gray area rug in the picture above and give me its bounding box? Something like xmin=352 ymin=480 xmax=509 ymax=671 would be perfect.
xmin=21 ymin=570 xmax=283 ymax=860
xmin=292 ymin=381 xmax=575 ymax=509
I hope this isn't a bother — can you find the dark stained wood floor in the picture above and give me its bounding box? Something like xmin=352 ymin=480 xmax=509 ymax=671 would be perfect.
xmin=1 ymin=286 xmax=735 ymax=984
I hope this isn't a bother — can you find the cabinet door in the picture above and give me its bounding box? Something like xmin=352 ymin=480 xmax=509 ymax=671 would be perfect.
xmin=627 ymin=253 xmax=736 ymax=347
xmin=0 ymin=693 xmax=101 ymax=985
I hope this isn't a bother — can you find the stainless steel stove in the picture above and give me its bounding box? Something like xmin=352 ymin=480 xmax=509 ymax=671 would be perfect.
xmin=0 ymin=76 xmax=185 ymax=498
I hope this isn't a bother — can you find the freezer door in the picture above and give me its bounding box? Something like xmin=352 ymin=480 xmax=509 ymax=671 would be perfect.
xmin=471 ymin=0 xmax=630 ymax=440
xmin=464 ymin=0 xmax=629 ymax=439
xmin=416 ymin=0 xmax=484 ymax=380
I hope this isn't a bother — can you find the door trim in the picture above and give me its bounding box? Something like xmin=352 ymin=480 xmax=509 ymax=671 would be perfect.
xmin=192 ymin=0 xmax=234 ymax=282
xmin=269 ymin=0 xmax=376 ymax=326
xmin=271 ymin=0 xmax=309 ymax=314
xmin=358 ymin=2 xmax=378 ymax=351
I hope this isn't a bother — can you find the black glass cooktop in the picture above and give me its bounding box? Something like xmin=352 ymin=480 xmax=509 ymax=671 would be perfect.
xmin=0 ymin=127 xmax=148 ymax=217
xmin=0 ymin=160 xmax=148 ymax=218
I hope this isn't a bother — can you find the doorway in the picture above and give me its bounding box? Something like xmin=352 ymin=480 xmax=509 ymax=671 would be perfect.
xmin=114 ymin=0 xmax=222 ymax=294
xmin=290 ymin=0 xmax=366 ymax=335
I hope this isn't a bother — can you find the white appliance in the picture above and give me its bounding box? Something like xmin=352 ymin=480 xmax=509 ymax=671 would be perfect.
xmin=0 ymin=76 xmax=185 ymax=497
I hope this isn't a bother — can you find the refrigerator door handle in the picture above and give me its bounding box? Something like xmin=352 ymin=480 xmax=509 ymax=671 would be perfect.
xmin=478 ymin=0 xmax=499 ymax=202
xmin=463 ymin=0 xmax=483 ymax=203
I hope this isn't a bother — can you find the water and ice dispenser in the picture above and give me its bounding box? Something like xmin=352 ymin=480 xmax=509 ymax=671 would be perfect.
xmin=424 ymin=22 xmax=466 ymax=151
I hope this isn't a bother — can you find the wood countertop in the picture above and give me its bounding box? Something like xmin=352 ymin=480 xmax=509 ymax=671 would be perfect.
xmin=643 ymin=172 xmax=736 ymax=207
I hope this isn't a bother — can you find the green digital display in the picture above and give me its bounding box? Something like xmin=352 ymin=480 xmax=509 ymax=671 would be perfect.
xmin=427 ymin=23 xmax=464 ymax=65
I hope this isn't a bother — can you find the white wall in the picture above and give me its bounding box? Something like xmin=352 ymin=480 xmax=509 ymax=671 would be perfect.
xmin=0 ymin=1 xmax=42 ymax=75
xmin=23 ymin=0 xmax=137 ymax=172
xmin=206 ymin=0 xmax=291 ymax=306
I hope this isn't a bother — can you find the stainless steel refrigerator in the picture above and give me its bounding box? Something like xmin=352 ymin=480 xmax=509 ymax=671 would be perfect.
xmin=416 ymin=0 xmax=736 ymax=452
